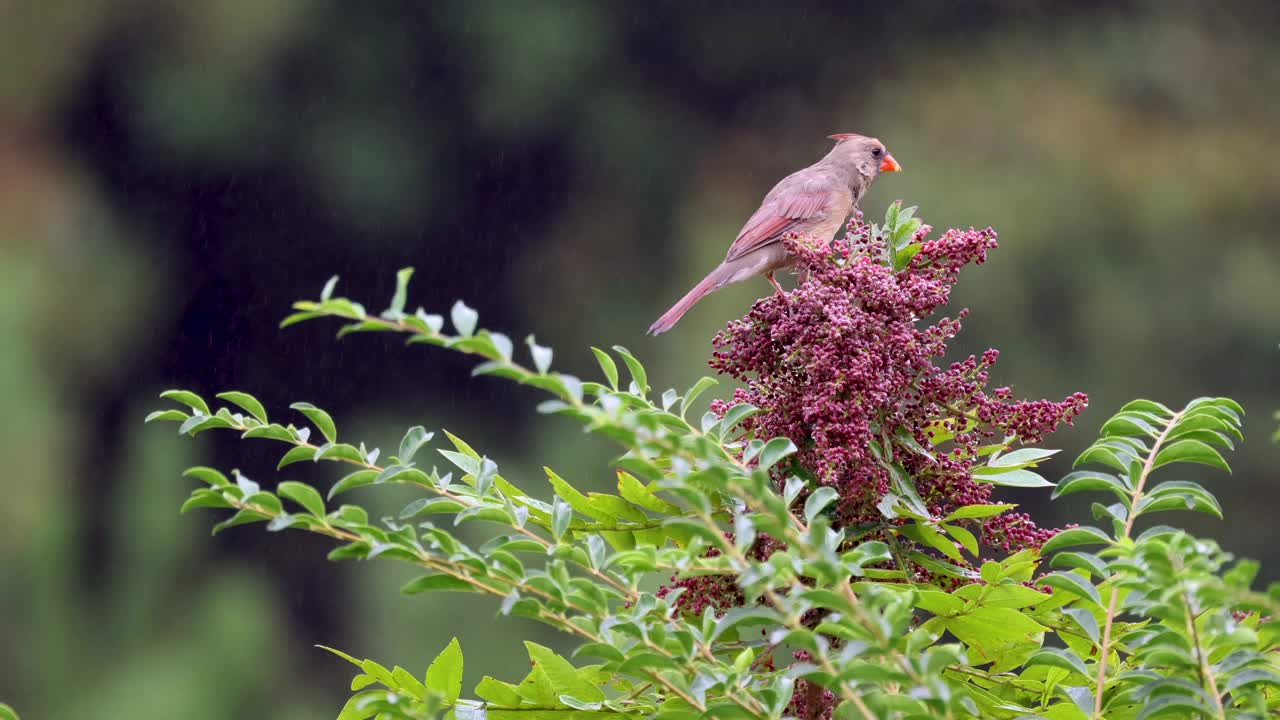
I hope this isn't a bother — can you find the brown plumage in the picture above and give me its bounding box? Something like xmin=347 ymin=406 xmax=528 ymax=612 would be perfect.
xmin=648 ymin=134 xmax=901 ymax=335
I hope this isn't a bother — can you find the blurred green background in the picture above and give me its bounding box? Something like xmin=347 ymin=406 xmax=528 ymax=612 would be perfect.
xmin=3 ymin=1 xmax=1278 ymax=716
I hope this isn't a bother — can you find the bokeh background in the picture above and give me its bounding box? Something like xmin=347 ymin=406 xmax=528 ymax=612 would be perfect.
xmin=3 ymin=1 xmax=1278 ymax=717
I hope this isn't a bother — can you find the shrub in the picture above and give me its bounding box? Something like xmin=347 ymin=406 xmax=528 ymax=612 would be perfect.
xmin=146 ymin=203 xmax=1278 ymax=719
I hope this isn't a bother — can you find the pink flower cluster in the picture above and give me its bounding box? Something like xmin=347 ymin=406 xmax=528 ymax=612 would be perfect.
xmin=710 ymin=212 xmax=1087 ymax=549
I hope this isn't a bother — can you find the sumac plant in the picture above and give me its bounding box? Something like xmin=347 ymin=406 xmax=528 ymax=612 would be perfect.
xmin=148 ymin=203 xmax=1280 ymax=720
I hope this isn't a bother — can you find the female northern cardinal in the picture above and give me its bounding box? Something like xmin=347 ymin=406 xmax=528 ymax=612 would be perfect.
xmin=648 ymin=134 xmax=901 ymax=335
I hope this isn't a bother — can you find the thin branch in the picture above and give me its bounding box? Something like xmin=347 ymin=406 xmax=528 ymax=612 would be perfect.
xmin=1092 ymin=408 xmax=1182 ymax=719
xmin=1174 ymin=557 xmax=1227 ymax=720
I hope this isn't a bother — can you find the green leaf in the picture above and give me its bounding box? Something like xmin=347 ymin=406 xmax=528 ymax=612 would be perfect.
xmin=943 ymin=523 xmax=980 ymax=556
xmin=617 ymin=472 xmax=679 ymax=514
xmin=980 ymin=561 xmax=1001 ymax=584
xmin=403 ymin=575 xmax=477 ymax=595
xmin=0 ymin=703 xmax=18 ymax=720
xmin=884 ymin=199 xmax=901 ymax=229
xmin=551 ymin=499 xmax=571 ymax=541
xmin=973 ymin=468 xmax=1054 ymax=488
xmin=326 ymin=541 xmax=369 ymax=561
xmin=178 ymin=414 xmax=237 ymax=436
xmin=526 ymin=335 xmax=553 ymax=374
xmin=234 ymin=471 xmax=260 ymax=496
xmin=524 ymin=642 xmax=606 ymax=703
xmin=444 ymin=430 xmax=481 ymax=460
xmin=610 ymin=345 xmax=648 ymax=396
xmin=914 ymin=590 xmax=966 ymax=616
xmin=315 ymin=443 xmax=365 ymax=464
xmin=1117 ymin=399 xmax=1174 ymax=418
xmin=328 ymin=470 xmax=379 ymax=500
xmin=1223 ymin=558 xmax=1260 ymax=587
xmin=243 ymin=491 xmax=282 ymax=514
xmin=277 ymin=445 xmax=318 ymax=470
xmin=180 ymin=489 xmax=232 ymax=513
xmin=1039 ymin=572 xmax=1101 ymax=606
xmin=572 ymin=643 xmax=626 ymax=664
xmin=514 ymin=662 xmax=559 ymax=707
xmin=1073 ymin=445 xmax=1129 ymax=472
xmin=184 ymin=466 xmax=232 ymax=487
xmin=842 ymin=541 xmax=892 ymax=572
xmin=450 ymin=300 xmax=478 ymax=336
xmin=290 ymin=402 xmax=337 ymax=444
xmin=216 ymin=391 xmax=268 ymax=424
xmin=425 ymin=637 xmax=464 ymax=705
xmin=398 ymin=498 xmax=465 ymax=519
xmin=398 ymin=426 xmax=433 ymax=463
xmin=1135 ymin=696 xmax=1211 ymax=720
xmin=337 ymin=320 xmax=391 ymax=340
xmin=1063 ymin=607 xmax=1100 ymax=644
xmin=391 ymin=666 xmax=428 ymax=700
xmin=1025 ymin=647 xmax=1090 ymax=678
xmin=1138 ymin=480 xmax=1223 ymax=518
xmin=439 ymin=449 xmax=480 ymax=478
xmin=758 ymin=437 xmax=797 ymax=472
xmin=280 ymin=311 xmax=323 ymax=328
xmin=1102 ymin=414 xmax=1160 ymax=438
xmin=277 ymin=481 xmax=326 ymax=517
xmin=404 ymin=309 xmax=443 ymax=335
xmin=319 ymin=275 xmax=340 ymax=301
xmin=385 ymin=267 xmax=414 ymax=317
xmin=211 ymin=509 xmax=271 ymax=535
xmin=316 ymin=644 xmax=364 ymax=669
xmin=894 ymin=243 xmax=923 ymax=271
xmin=941 ymin=606 xmax=1046 ymax=662
xmin=894 ymin=427 xmax=935 ymax=460
xmin=475 ymin=677 xmax=523 ymax=707
xmin=1050 ymin=552 xmax=1109 ymax=580
xmin=900 ymin=521 xmax=964 ymax=562
xmin=680 ymin=376 xmax=718 ymax=417
xmin=545 ymin=468 xmax=596 ymax=519
xmin=804 ymin=487 xmax=838 ymax=522
xmin=587 ymin=493 xmax=646 ymax=523
xmin=1168 ymin=412 xmax=1239 ymax=441
xmin=943 ymin=503 xmax=1016 ymax=521
xmin=590 ymin=347 xmax=619 ymax=390
xmin=1224 ymin=669 xmax=1280 ymax=694
xmin=979 ymin=584 xmax=1052 ymax=609
xmin=242 ymin=423 xmax=296 ymax=442
xmin=1152 ymin=439 xmax=1230 ymax=473
xmin=145 ymin=409 xmax=188 ymax=423
xmin=717 ymin=403 xmax=759 ymax=436
xmin=1051 ymin=471 xmax=1129 ymax=500
xmin=481 ymin=331 xmax=514 ymax=362
xmin=1041 ymin=526 xmax=1112 ymax=554
xmin=160 ymin=389 xmax=210 ymax=415
xmin=885 ymin=461 xmax=931 ymax=519
xmin=989 ymin=448 xmax=1059 ymax=468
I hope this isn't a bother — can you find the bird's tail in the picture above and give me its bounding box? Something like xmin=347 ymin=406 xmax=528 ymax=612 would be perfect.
xmin=648 ymin=264 xmax=733 ymax=335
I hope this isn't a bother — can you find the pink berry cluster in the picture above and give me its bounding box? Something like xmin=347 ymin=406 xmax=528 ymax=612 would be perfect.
xmin=709 ymin=212 xmax=1087 ymax=550
xmin=786 ymin=651 xmax=836 ymax=720
xmin=656 ymin=533 xmax=784 ymax=616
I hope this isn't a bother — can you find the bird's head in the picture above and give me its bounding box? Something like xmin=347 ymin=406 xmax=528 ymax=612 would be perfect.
xmin=826 ymin=133 xmax=902 ymax=185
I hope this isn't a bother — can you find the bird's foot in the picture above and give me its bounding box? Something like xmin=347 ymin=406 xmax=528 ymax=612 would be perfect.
xmin=767 ymin=272 xmax=786 ymax=296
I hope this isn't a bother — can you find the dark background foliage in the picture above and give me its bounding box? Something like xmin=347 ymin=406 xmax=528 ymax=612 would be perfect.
xmin=2 ymin=1 xmax=1277 ymax=716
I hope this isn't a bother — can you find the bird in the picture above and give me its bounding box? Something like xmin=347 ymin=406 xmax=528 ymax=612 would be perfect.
xmin=647 ymin=133 xmax=901 ymax=335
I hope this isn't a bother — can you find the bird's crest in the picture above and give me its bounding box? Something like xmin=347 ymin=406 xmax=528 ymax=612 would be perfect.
xmin=827 ymin=133 xmax=864 ymax=143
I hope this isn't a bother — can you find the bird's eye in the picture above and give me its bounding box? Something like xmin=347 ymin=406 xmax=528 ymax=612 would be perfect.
xmin=871 ymin=147 xmax=883 ymax=158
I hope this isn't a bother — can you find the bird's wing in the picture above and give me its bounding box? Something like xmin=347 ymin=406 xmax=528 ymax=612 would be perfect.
xmin=724 ymin=174 xmax=842 ymax=263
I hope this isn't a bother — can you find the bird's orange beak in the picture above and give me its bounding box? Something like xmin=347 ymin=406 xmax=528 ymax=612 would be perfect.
xmin=880 ymin=153 xmax=902 ymax=173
